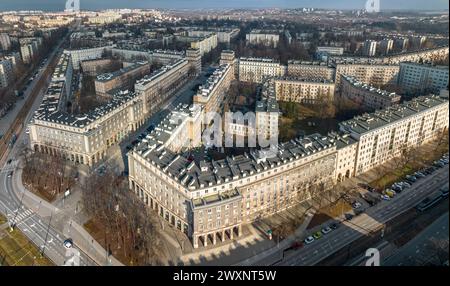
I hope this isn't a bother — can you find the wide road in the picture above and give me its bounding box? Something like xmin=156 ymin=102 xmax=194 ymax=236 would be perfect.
xmin=276 ymin=165 xmax=449 ymax=266
xmin=383 ymin=212 xmax=449 ymax=266
xmin=0 ymin=26 xmax=98 ymax=266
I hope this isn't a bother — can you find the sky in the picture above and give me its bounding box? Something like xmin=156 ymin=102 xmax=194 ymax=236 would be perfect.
xmin=0 ymin=0 xmax=448 ymax=11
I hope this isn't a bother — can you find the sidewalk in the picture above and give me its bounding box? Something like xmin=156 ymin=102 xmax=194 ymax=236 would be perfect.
xmin=235 ymin=210 xmax=316 ymax=266
xmin=64 ymin=219 xmax=123 ymax=266
xmin=12 ymin=166 xmax=123 ymax=266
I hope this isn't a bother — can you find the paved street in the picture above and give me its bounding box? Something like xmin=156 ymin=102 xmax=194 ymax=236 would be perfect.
xmin=383 ymin=212 xmax=449 ymax=266
xmin=273 ymin=165 xmax=449 ymax=266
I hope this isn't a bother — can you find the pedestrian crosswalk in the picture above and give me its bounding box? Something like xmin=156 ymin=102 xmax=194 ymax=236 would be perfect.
xmin=7 ymin=208 xmax=34 ymax=225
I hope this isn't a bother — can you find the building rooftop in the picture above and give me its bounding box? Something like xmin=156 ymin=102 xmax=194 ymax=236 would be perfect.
xmin=96 ymin=61 xmax=148 ymax=82
xmin=339 ymin=94 xmax=448 ymax=136
xmin=132 ymin=132 xmax=336 ymax=191
xmin=342 ymin=75 xmax=400 ymax=99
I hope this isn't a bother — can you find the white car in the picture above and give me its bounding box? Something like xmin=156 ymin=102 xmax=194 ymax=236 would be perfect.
xmin=321 ymin=227 xmax=332 ymax=235
xmin=352 ymin=202 xmax=362 ymax=209
xmin=304 ymin=236 xmax=315 ymax=244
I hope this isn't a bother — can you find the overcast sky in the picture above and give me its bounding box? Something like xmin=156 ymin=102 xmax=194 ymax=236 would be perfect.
xmin=0 ymin=0 xmax=448 ymax=11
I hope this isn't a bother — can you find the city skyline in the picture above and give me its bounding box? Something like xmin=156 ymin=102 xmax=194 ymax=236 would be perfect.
xmin=0 ymin=0 xmax=448 ymax=11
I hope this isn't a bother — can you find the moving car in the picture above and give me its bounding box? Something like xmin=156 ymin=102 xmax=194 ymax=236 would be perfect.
xmin=63 ymin=238 xmax=73 ymax=249
xmin=304 ymin=236 xmax=314 ymax=244
xmin=7 ymin=171 xmax=13 ymax=178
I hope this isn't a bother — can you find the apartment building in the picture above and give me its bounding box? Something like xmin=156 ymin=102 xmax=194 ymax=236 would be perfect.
xmin=0 ymin=57 xmax=14 ymax=88
xmin=128 ymin=130 xmax=337 ymax=248
xmin=339 ymin=94 xmax=449 ymax=176
xmin=334 ymin=62 xmax=400 ymax=88
xmin=378 ymin=39 xmax=394 ymax=55
xmin=246 ymin=30 xmax=280 ymax=48
xmin=189 ymin=33 xmax=218 ymax=56
xmin=238 ymin=57 xmax=286 ymax=83
xmin=0 ymin=33 xmax=11 ymax=51
xmin=273 ymin=77 xmax=336 ymax=104
xmin=287 ymin=60 xmax=335 ymax=81
xmin=80 ymin=58 xmax=114 ymax=76
xmin=20 ymin=43 xmax=37 ymax=64
xmin=340 ymin=75 xmax=401 ymax=110
xmin=362 ymin=40 xmax=377 ymax=57
xmin=397 ymin=62 xmax=449 ymax=95
xmin=135 ymin=59 xmax=192 ymax=116
xmin=29 ymin=53 xmax=197 ymax=166
xmin=193 ymin=64 xmax=233 ymax=114
xmin=95 ymin=61 xmax=150 ymax=96
xmin=219 ymin=50 xmax=237 ymax=74
xmin=64 ymin=45 xmax=114 ymax=70
xmin=317 ymin=46 xmax=344 ymax=56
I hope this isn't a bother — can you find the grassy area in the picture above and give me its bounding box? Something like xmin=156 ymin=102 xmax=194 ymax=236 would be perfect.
xmin=0 ymin=228 xmax=54 ymax=266
xmin=308 ymin=200 xmax=352 ymax=229
xmin=370 ymin=137 xmax=449 ymax=190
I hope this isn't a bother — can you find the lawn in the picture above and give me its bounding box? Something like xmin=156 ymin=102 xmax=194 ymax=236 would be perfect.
xmin=0 ymin=228 xmax=54 ymax=266
xmin=370 ymin=165 xmax=414 ymax=190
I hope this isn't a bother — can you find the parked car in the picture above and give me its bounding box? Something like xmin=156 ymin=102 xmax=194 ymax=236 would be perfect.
xmin=400 ymin=181 xmax=411 ymax=188
xmin=304 ymin=236 xmax=314 ymax=244
xmin=329 ymin=223 xmax=339 ymax=230
xmin=384 ymin=189 xmax=396 ymax=198
xmin=345 ymin=213 xmax=354 ymax=221
xmin=321 ymin=227 xmax=332 ymax=235
xmin=414 ymin=172 xmax=425 ymax=178
xmin=381 ymin=194 xmax=391 ymax=201
xmin=313 ymin=231 xmax=322 ymax=240
xmin=391 ymin=184 xmax=403 ymax=193
xmin=7 ymin=159 xmax=12 ymax=164
xmin=352 ymin=202 xmax=362 ymax=209
xmin=405 ymin=175 xmax=417 ymax=183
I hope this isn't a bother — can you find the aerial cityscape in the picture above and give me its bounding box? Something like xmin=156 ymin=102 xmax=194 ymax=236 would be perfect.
xmin=0 ymin=0 xmax=448 ymax=272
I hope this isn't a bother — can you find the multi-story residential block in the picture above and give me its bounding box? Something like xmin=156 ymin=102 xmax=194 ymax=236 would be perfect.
xmin=0 ymin=57 xmax=14 ymax=88
xmin=189 ymin=33 xmax=218 ymax=56
xmin=95 ymin=61 xmax=150 ymax=96
xmin=339 ymin=94 xmax=449 ymax=176
xmin=334 ymin=63 xmax=400 ymax=88
xmin=328 ymin=132 xmax=358 ymax=182
xmin=378 ymin=39 xmax=394 ymax=55
xmin=246 ymin=30 xmax=280 ymax=48
xmin=20 ymin=43 xmax=36 ymax=64
xmin=238 ymin=57 xmax=286 ymax=83
xmin=193 ymin=64 xmax=233 ymax=114
xmin=0 ymin=33 xmax=11 ymax=51
xmin=317 ymin=46 xmax=344 ymax=56
xmin=287 ymin=60 xmax=335 ymax=81
xmin=397 ymin=62 xmax=449 ymax=95
xmin=340 ymin=75 xmax=401 ymax=110
xmin=80 ymin=58 xmax=114 ymax=76
xmin=29 ymin=53 xmax=196 ymax=166
xmin=219 ymin=50 xmax=236 ymax=74
xmin=362 ymin=40 xmax=377 ymax=57
xmin=273 ymin=77 xmax=335 ymax=104
xmin=135 ymin=59 xmax=192 ymax=116
xmin=128 ymin=130 xmax=337 ymax=248
xmin=64 ymin=45 xmax=115 ymax=70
